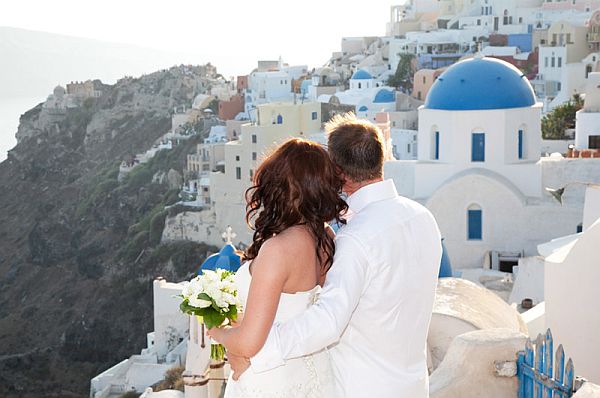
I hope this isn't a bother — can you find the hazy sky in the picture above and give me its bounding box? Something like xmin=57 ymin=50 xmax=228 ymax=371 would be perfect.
xmin=1 ymin=0 xmax=399 ymax=76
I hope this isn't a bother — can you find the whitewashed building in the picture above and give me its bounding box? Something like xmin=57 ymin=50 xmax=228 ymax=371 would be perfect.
xmin=318 ymin=69 xmax=397 ymax=123
xmin=575 ymin=72 xmax=600 ymax=150
xmin=385 ymin=56 xmax=600 ymax=269
xmin=244 ymin=61 xmax=307 ymax=120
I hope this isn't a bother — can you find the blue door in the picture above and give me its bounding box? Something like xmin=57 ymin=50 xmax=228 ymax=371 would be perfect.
xmin=468 ymin=209 xmax=482 ymax=240
xmin=472 ymin=133 xmax=485 ymax=162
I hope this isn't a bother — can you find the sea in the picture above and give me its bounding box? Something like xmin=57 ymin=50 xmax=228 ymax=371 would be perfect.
xmin=0 ymin=96 xmax=45 ymax=162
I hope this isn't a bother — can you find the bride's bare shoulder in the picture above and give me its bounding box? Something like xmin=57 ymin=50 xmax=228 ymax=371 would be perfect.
xmin=257 ymin=226 xmax=313 ymax=261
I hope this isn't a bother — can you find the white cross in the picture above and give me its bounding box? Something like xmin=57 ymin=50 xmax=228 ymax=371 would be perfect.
xmin=222 ymin=226 xmax=236 ymax=244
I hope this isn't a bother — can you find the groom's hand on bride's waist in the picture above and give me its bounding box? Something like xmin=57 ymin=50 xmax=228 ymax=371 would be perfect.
xmin=228 ymin=352 xmax=250 ymax=381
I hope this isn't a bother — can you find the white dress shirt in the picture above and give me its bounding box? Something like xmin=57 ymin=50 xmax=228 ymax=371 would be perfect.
xmin=250 ymin=179 xmax=442 ymax=398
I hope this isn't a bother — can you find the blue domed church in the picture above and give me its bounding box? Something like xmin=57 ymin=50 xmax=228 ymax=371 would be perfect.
xmin=199 ymin=226 xmax=241 ymax=273
xmin=385 ymin=56 xmax=590 ymax=271
xmin=322 ymin=69 xmax=397 ymax=123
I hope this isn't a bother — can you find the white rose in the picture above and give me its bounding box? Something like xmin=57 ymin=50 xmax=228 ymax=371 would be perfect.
xmin=181 ymin=282 xmax=194 ymax=299
xmin=202 ymin=270 xmax=219 ymax=284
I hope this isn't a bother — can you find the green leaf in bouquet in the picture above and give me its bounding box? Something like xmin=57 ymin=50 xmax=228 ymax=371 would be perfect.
xmin=180 ymin=300 xmax=192 ymax=314
xmin=198 ymin=292 xmax=213 ymax=303
xmin=211 ymin=301 xmax=223 ymax=313
xmin=200 ymin=309 xmax=227 ymax=329
xmin=228 ymin=304 xmax=238 ymax=322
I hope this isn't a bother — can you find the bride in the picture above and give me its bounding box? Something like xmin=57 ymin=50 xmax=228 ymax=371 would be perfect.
xmin=207 ymin=138 xmax=347 ymax=398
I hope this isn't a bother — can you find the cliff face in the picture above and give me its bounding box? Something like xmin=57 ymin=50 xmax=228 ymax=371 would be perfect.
xmin=0 ymin=66 xmax=217 ymax=397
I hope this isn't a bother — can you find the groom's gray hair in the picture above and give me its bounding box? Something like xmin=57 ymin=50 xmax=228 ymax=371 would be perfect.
xmin=325 ymin=112 xmax=384 ymax=182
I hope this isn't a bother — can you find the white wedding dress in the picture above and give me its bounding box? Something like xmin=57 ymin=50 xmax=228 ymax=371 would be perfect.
xmin=224 ymin=261 xmax=335 ymax=398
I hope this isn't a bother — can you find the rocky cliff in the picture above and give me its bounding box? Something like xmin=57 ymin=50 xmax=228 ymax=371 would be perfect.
xmin=0 ymin=66 xmax=217 ymax=397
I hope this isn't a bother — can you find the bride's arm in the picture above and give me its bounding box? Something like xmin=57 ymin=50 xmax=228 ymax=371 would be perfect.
xmin=208 ymin=238 xmax=287 ymax=358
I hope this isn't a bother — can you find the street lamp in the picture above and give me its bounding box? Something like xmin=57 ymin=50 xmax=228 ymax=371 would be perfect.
xmin=545 ymin=182 xmax=600 ymax=205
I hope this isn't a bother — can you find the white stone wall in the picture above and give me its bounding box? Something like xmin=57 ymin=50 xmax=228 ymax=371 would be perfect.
xmin=583 ymin=186 xmax=600 ymax=230
xmin=545 ymin=215 xmax=600 ymax=384
xmin=152 ymin=280 xmax=188 ymax=361
xmin=521 ymin=302 xmax=546 ymax=338
xmin=429 ymin=329 xmax=528 ymax=398
xmin=428 ymin=278 xmax=527 ymax=370
xmin=509 ymin=256 xmax=545 ymax=305
xmin=541 ymin=139 xmax=573 ymax=155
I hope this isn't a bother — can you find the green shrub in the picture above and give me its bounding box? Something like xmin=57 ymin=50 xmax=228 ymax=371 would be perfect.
xmin=149 ymin=210 xmax=168 ymax=245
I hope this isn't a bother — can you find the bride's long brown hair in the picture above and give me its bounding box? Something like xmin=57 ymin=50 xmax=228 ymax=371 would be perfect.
xmin=245 ymin=138 xmax=348 ymax=274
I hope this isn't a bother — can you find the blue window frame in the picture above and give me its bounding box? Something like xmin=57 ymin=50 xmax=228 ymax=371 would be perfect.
xmin=472 ymin=133 xmax=485 ymax=162
xmin=518 ymin=129 xmax=524 ymax=159
xmin=468 ymin=209 xmax=482 ymax=240
xmin=434 ymin=131 xmax=440 ymax=160
xmin=311 ymin=111 xmax=317 ymax=120
xmin=277 ymin=114 xmax=283 ymax=124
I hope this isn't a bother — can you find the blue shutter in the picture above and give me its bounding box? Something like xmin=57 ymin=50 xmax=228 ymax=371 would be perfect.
xmin=435 ymin=131 xmax=440 ymax=160
xmin=468 ymin=210 xmax=482 ymax=240
xmin=518 ymin=129 xmax=523 ymax=159
xmin=472 ymin=133 xmax=485 ymax=162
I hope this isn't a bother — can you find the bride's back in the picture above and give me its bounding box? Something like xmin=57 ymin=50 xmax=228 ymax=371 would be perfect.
xmin=258 ymin=225 xmax=322 ymax=293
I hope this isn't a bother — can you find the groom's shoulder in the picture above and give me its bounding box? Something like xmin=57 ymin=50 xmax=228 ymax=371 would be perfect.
xmin=368 ymin=194 xmax=432 ymax=219
xmin=345 ymin=195 xmax=436 ymax=237
xmin=394 ymin=195 xmax=433 ymax=217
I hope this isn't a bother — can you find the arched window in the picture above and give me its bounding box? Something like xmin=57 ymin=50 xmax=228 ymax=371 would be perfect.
xmin=358 ymin=82 xmax=362 ymax=89
xmin=276 ymin=114 xmax=283 ymax=124
xmin=467 ymin=204 xmax=483 ymax=240
xmin=472 ymin=132 xmax=485 ymax=162
xmin=431 ymin=127 xmax=440 ymax=160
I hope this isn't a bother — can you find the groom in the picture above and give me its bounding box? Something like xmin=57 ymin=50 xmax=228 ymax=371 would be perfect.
xmin=232 ymin=113 xmax=442 ymax=397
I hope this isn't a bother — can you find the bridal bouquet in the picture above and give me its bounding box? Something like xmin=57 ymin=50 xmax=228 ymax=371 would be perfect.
xmin=179 ymin=269 xmax=241 ymax=360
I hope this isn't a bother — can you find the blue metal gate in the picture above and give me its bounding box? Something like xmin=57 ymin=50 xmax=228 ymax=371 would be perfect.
xmin=517 ymin=329 xmax=575 ymax=398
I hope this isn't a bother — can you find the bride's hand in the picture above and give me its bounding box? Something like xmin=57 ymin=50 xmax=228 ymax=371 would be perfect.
xmin=231 ymin=312 xmax=244 ymax=327
xmin=206 ymin=325 xmax=232 ymax=344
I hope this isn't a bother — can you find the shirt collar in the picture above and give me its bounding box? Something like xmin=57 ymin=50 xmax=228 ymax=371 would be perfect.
xmin=346 ymin=179 xmax=398 ymax=214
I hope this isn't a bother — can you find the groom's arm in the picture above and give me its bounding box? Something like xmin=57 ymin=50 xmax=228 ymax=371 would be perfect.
xmin=250 ymin=233 xmax=369 ymax=372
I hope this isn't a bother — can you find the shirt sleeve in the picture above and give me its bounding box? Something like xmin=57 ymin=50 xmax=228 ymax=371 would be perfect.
xmin=249 ymin=233 xmax=369 ymax=373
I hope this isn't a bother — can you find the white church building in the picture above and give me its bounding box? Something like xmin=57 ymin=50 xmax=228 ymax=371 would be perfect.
xmin=317 ymin=69 xmax=397 ymax=123
xmin=385 ymin=56 xmax=600 ymax=270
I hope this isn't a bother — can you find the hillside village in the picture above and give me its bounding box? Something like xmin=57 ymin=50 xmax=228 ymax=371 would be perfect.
xmin=80 ymin=1 xmax=600 ymax=398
